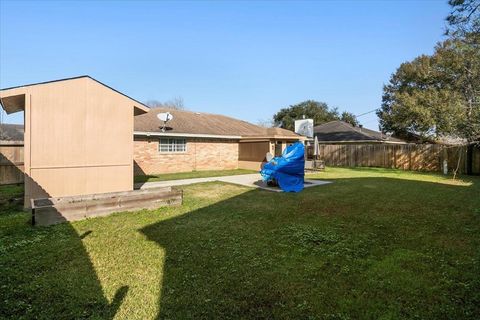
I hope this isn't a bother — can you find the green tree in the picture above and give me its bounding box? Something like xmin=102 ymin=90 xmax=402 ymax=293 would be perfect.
xmin=445 ymin=0 xmax=480 ymax=142
xmin=273 ymin=100 xmax=341 ymax=130
xmin=446 ymin=0 xmax=480 ymax=42
xmin=377 ymin=52 xmax=466 ymax=138
xmin=340 ymin=111 xmax=359 ymax=127
xmin=377 ymin=0 xmax=480 ymax=143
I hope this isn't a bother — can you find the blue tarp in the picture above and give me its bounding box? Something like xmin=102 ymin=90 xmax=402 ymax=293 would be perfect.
xmin=260 ymin=142 xmax=305 ymax=192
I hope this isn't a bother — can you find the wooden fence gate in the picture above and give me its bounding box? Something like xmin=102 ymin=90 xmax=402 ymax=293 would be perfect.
xmin=0 ymin=143 xmax=24 ymax=185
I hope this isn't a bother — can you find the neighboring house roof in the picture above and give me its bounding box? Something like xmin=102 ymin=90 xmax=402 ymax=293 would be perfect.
xmin=435 ymin=136 xmax=468 ymax=146
xmin=134 ymin=108 xmax=301 ymax=140
xmin=0 ymin=123 xmax=24 ymax=143
xmin=0 ymin=75 xmax=150 ymax=115
xmin=314 ymin=121 xmax=406 ymax=144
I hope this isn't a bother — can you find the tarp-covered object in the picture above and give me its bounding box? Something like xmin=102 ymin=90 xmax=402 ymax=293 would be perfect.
xmin=260 ymin=142 xmax=305 ymax=192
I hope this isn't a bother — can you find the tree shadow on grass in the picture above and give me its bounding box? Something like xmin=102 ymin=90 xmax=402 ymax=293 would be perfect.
xmin=1 ymin=141 xmax=130 ymax=319
xmin=0 ymin=186 xmax=128 ymax=319
xmin=141 ymin=177 xmax=480 ymax=319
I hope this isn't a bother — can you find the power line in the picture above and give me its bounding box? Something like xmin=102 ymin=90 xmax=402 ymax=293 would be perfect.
xmin=356 ymin=108 xmax=379 ymax=118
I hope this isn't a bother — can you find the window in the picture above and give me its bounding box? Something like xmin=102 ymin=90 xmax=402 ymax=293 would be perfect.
xmin=159 ymin=138 xmax=187 ymax=153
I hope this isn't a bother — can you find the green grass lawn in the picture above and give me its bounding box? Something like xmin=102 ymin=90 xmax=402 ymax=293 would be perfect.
xmin=1 ymin=168 xmax=480 ymax=319
xmin=134 ymin=168 xmax=257 ymax=183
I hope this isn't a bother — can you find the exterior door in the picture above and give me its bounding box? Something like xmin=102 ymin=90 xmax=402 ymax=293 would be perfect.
xmin=274 ymin=141 xmax=283 ymax=157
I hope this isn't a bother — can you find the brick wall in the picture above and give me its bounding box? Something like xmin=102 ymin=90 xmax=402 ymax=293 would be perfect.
xmin=134 ymin=137 xmax=239 ymax=175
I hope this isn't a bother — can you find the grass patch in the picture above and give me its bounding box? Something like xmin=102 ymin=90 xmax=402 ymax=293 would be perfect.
xmin=1 ymin=168 xmax=480 ymax=319
xmin=134 ymin=168 xmax=256 ymax=183
xmin=0 ymin=184 xmax=24 ymax=215
xmin=0 ymin=184 xmax=23 ymax=201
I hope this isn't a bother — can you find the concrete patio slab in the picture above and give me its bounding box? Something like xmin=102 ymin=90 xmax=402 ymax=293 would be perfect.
xmin=136 ymin=173 xmax=331 ymax=192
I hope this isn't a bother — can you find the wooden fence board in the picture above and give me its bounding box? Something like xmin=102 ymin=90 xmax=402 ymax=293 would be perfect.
xmin=2 ymin=143 xmax=479 ymax=186
xmin=309 ymin=144 xmax=479 ymax=174
xmin=0 ymin=144 xmax=24 ymax=185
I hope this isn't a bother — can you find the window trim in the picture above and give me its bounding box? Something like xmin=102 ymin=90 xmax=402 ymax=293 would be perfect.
xmin=158 ymin=138 xmax=187 ymax=154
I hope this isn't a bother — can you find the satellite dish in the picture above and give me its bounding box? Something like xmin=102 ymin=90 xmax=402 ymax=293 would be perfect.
xmin=157 ymin=112 xmax=173 ymax=132
xmin=266 ymin=152 xmax=273 ymax=162
xmin=157 ymin=112 xmax=173 ymax=122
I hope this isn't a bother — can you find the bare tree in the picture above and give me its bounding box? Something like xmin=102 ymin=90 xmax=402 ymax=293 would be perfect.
xmin=145 ymin=100 xmax=164 ymax=108
xmin=145 ymin=96 xmax=185 ymax=110
xmin=256 ymin=118 xmax=274 ymax=128
xmin=164 ymin=96 xmax=185 ymax=110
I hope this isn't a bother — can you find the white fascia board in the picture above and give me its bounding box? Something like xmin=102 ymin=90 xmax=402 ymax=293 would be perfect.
xmin=134 ymin=131 xmax=241 ymax=140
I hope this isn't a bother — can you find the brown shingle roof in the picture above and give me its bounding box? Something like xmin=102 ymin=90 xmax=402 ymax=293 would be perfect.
xmin=0 ymin=123 xmax=24 ymax=142
xmin=314 ymin=121 xmax=406 ymax=144
xmin=134 ymin=108 xmax=300 ymax=139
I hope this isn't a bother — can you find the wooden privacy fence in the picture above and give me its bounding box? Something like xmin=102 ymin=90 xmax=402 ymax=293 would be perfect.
xmin=2 ymin=143 xmax=478 ymax=185
xmin=308 ymin=144 xmax=480 ymax=174
xmin=0 ymin=143 xmax=24 ymax=185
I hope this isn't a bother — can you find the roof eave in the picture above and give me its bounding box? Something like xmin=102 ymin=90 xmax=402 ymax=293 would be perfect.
xmin=134 ymin=131 xmax=242 ymax=139
xmin=134 ymin=104 xmax=149 ymax=115
xmin=316 ymin=139 xmax=407 ymax=144
xmin=240 ymin=135 xmax=304 ymax=140
xmin=0 ymin=140 xmax=24 ymax=145
xmin=0 ymin=87 xmax=27 ymax=114
xmin=0 ymin=75 xmax=151 ymax=114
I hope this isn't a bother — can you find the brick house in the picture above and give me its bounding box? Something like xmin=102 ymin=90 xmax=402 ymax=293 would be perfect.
xmin=134 ymin=108 xmax=302 ymax=175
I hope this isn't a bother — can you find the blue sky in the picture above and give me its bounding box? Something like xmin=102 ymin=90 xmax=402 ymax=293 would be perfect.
xmin=0 ymin=0 xmax=450 ymax=129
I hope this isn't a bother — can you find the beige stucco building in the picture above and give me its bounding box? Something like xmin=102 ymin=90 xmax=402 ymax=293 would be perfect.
xmin=0 ymin=76 xmax=149 ymax=206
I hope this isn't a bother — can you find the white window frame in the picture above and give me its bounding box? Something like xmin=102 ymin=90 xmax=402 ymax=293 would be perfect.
xmin=158 ymin=138 xmax=187 ymax=153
